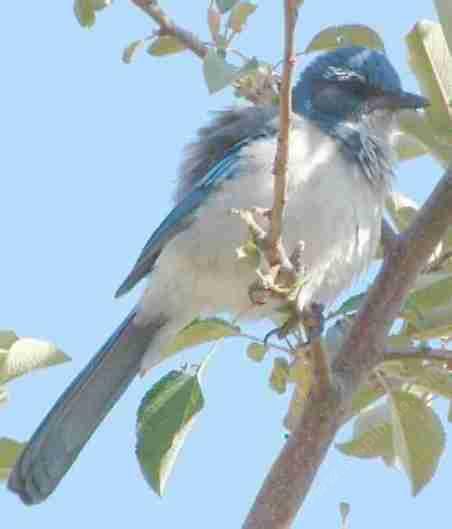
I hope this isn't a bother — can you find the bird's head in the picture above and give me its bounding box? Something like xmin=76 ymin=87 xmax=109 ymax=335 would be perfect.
xmin=293 ymin=46 xmax=429 ymax=185
xmin=293 ymin=46 xmax=428 ymax=126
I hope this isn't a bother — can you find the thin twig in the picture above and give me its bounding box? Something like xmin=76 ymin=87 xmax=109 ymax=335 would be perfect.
xmin=131 ymin=0 xmax=207 ymax=59
xmin=266 ymin=0 xmax=299 ymax=269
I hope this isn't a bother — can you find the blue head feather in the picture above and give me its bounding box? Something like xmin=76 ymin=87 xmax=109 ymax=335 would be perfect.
xmin=293 ymin=47 xmax=403 ymax=184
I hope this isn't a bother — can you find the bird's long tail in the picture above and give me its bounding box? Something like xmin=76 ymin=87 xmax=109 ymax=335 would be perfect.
xmin=8 ymin=311 xmax=163 ymax=505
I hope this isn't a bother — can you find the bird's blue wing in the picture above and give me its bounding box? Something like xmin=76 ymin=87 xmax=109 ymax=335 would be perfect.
xmin=115 ymin=138 xmax=252 ymax=298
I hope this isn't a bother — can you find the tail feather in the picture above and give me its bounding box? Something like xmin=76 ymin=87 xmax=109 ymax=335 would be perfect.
xmin=8 ymin=311 xmax=163 ymax=505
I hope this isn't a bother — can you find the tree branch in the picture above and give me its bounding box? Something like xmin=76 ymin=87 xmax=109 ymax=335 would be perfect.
xmin=265 ymin=0 xmax=299 ymax=269
xmin=131 ymin=0 xmax=207 ymax=59
xmin=384 ymin=345 xmax=452 ymax=364
xmin=242 ymin=167 xmax=452 ymax=529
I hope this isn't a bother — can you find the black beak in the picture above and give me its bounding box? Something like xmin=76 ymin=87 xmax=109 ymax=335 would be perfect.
xmin=367 ymin=91 xmax=430 ymax=112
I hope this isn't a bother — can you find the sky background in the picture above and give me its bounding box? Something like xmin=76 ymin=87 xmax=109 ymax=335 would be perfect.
xmin=1 ymin=0 xmax=449 ymax=527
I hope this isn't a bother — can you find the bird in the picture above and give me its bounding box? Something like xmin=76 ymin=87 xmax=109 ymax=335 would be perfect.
xmin=8 ymin=46 xmax=428 ymax=505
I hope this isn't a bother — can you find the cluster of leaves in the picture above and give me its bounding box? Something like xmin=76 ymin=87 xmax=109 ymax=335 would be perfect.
xmin=0 ymin=330 xmax=69 ymax=481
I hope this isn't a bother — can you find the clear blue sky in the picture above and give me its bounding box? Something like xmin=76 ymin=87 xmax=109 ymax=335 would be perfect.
xmin=2 ymin=1 xmax=448 ymax=527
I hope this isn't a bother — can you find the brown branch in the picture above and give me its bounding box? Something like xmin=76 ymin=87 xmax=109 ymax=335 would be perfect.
xmin=266 ymin=0 xmax=299 ymax=270
xmin=242 ymin=167 xmax=452 ymax=529
xmin=384 ymin=346 xmax=452 ymax=364
xmin=131 ymin=0 xmax=207 ymax=59
xmin=380 ymin=219 xmax=399 ymax=256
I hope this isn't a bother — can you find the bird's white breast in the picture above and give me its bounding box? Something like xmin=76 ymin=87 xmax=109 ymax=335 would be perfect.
xmin=137 ymin=117 xmax=386 ymax=332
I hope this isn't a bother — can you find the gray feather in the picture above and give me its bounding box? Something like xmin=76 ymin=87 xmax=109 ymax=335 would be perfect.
xmin=8 ymin=311 xmax=165 ymax=505
xmin=175 ymin=105 xmax=278 ymax=202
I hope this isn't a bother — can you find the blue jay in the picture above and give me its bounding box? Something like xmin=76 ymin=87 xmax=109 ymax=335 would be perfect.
xmin=8 ymin=46 xmax=428 ymax=504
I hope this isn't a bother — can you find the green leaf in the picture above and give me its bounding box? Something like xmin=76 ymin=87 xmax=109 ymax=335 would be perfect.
xmin=202 ymin=49 xmax=258 ymax=94
xmin=404 ymin=274 xmax=452 ymax=313
xmin=0 ymin=338 xmax=70 ymax=384
xmin=386 ymin=190 xmax=418 ymax=232
xmin=390 ymin=391 xmax=445 ymax=495
xmin=0 ymin=438 xmax=25 ymax=481
xmin=339 ymin=502 xmax=351 ymax=529
xmin=269 ymin=357 xmax=290 ymax=394
xmin=227 ymin=2 xmax=257 ymax=33
xmin=435 ymin=0 xmax=452 ymax=57
xmin=448 ymin=400 xmax=452 ymax=422
xmin=246 ymin=342 xmax=267 ymax=362
xmin=0 ymin=386 xmax=7 ymax=407
xmin=215 ymin=0 xmax=239 ymax=14
xmin=382 ymin=358 xmax=452 ymax=400
xmin=305 ymin=25 xmax=385 ymax=54
xmin=406 ymin=21 xmax=452 ymax=132
xmin=91 ymin=0 xmax=112 ymax=10
xmin=404 ymin=303 xmax=452 ymax=340
xmin=136 ymin=369 xmax=204 ymax=496
xmin=0 ymin=330 xmax=18 ymax=349
xmin=147 ymin=36 xmax=187 ymax=57
xmin=122 ymin=40 xmax=145 ymax=64
xmin=74 ymin=0 xmax=96 ymax=28
xmin=350 ymin=383 xmax=385 ymax=416
xmin=162 ymin=318 xmax=240 ymax=358
xmin=337 ymin=402 xmax=394 ymax=459
xmin=236 ymin=239 xmax=260 ymax=268
xmin=327 ymin=292 xmax=366 ymax=319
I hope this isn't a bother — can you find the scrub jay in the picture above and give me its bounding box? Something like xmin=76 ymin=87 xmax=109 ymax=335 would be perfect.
xmin=8 ymin=46 xmax=428 ymax=504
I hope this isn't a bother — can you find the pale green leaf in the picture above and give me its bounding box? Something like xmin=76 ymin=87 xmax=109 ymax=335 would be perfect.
xmin=339 ymin=502 xmax=351 ymax=529
xmin=0 ymin=438 xmax=25 ymax=481
xmin=202 ymin=49 xmax=258 ymax=94
xmin=386 ymin=190 xmax=418 ymax=232
xmin=147 ymin=36 xmax=187 ymax=57
xmin=404 ymin=303 xmax=452 ymax=340
xmin=216 ymin=0 xmax=239 ymax=14
xmin=91 ymin=0 xmax=112 ymax=10
xmin=0 ymin=330 xmax=18 ymax=349
xmin=406 ymin=21 xmax=452 ymax=131
xmin=122 ymin=40 xmax=145 ymax=64
xmin=0 ymin=349 xmax=8 ymax=372
xmin=337 ymin=402 xmax=394 ymax=459
xmin=269 ymin=357 xmax=290 ymax=394
xmin=393 ymin=130 xmax=429 ymax=162
xmin=350 ymin=383 xmax=385 ymax=416
xmin=136 ymin=369 xmax=204 ymax=496
xmin=390 ymin=391 xmax=445 ymax=495
xmin=386 ymin=192 xmax=443 ymax=262
xmin=163 ymin=317 xmax=240 ymax=358
xmin=236 ymin=240 xmax=260 ymax=268
xmin=246 ymin=342 xmax=267 ymax=362
xmin=386 ymin=332 xmax=414 ymax=349
xmin=382 ymin=358 xmax=452 ymax=399
xmin=74 ymin=0 xmax=96 ymax=28
xmin=228 ymin=2 xmax=257 ymax=33
xmin=434 ymin=0 xmax=452 ymax=57
xmin=0 ymin=386 xmax=7 ymax=407
xmin=0 ymin=338 xmax=70 ymax=384
xmin=404 ymin=274 xmax=452 ymax=315
xmin=305 ymin=25 xmax=385 ymax=54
